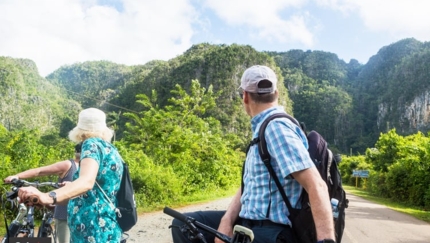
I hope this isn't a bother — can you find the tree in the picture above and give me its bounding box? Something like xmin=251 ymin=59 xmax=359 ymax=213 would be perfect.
xmin=122 ymin=80 xmax=243 ymax=195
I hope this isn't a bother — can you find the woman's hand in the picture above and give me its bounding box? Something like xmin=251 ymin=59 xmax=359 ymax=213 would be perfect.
xmin=59 ymin=181 xmax=71 ymax=187
xmin=3 ymin=175 xmax=19 ymax=183
xmin=18 ymin=187 xmax=52 ymax=206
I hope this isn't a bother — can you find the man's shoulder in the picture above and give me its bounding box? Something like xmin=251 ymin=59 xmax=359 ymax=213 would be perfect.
xmin=264 ymin=113 xmax=301 ymax=133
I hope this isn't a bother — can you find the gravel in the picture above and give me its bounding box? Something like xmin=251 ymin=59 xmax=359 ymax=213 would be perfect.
xmin=125 ymin=196 xmax=233 ymax=243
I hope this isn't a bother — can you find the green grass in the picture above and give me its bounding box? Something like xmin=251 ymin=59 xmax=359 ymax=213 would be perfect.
xmin=344 ymin=185 xmax=430 ymax=222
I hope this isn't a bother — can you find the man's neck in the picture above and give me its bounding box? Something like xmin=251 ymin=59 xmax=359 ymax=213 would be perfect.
xmin=249 ymin=102 xmax=277 ymax=117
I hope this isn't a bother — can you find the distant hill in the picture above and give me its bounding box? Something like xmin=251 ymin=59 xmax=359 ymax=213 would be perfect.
xmin=0 ymin=57 xmax=80 ymax=135
xmin=2 ymin=38 xmax=430 ymax=154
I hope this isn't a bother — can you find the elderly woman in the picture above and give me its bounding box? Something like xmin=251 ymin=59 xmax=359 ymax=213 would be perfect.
xmin=18 ymin=108 xmax=124 ymax=243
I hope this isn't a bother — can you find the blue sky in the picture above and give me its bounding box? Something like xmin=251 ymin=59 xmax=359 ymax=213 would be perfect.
xmin=1 ymin=0 xmax=429 ymax=76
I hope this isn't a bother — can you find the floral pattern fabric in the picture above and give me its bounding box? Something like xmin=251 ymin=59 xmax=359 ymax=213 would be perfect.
xmin=67 ymin=137 xmax=123 ymax=243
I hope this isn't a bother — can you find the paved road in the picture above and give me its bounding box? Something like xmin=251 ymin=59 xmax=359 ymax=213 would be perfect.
xmin=342 ymin=194 xmax=430 ymax=243
xmin=130 ymin=193 xmax=430 ymax=242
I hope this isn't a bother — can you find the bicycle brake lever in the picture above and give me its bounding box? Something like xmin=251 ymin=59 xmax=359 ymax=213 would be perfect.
xmin=6 ymin=190 xmax=18 ymax=200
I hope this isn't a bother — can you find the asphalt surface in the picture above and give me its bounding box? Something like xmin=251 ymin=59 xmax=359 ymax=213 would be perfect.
xmin=128 ymin=193 xmax=430 ymax=242
xmin=341 ymin=194 xmax=430 ymax=243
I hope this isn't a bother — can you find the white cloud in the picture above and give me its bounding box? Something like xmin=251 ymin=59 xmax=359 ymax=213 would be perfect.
xmin=204 ymin=0 xmax=315 ymax=46
xmin=0 ymin=0 xmax=197 ymax=76
xmin=355 ymin=0 xmax=430 ymax=40
xmin=317 ymin=0 xmax=430 ymax=40
xmin=2 ymin=0 xmax=429 ymax=77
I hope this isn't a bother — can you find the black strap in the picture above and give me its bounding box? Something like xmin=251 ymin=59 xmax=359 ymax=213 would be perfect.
xmin=242 ymin=112 xmax=306 ymax=215
xmin=257 ymin=113 xmax=303 ymax=215
xmin=241 ymin=138 xmax=258 ymax=194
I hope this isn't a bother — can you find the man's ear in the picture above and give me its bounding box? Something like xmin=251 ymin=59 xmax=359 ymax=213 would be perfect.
xmin=243 ymin=91 xmax=249 ymax=104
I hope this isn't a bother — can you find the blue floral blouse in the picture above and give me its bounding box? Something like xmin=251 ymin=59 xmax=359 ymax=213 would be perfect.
xmin=67 ymin=137 xmax=124 ymax=243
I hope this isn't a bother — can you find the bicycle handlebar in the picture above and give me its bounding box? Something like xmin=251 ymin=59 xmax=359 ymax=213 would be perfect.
xmin=8 ymin=179 xmax=60 ymax=189
xmin=4 ymin=179 xmax=60 ymax=201
xmin=164 ymin=207 xmax=188 ymax=222
xmin=164 ymin=206 xmax=232 ymax=243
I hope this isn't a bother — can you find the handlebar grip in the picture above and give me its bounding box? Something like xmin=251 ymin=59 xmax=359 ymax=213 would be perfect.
xmin=163 ymin=207 xmax=188 ymax=223
xmin=25 ymin=196 xmax=40 ymax=205
xmin=30 ymin=196 xmax=39 ymax=204
xmin=233 ymin=225 xmax=254 ymax=242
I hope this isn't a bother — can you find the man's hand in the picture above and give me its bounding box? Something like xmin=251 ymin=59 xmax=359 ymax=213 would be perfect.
xmin=215 ymin=220 xmax=233 ymax=243
xmin=292 ymin=167 xmax=335 ymax=240
xmin=215 ymin=187 xmax=242 ymax=243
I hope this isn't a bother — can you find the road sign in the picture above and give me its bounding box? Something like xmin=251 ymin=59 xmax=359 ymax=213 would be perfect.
xmin=353 ymin=170 xmax=370 ymax=187
xmin=353 ymin=170 xmax=369 ymax=178
xmin=360 ymin=170 xmax=369 ymax=178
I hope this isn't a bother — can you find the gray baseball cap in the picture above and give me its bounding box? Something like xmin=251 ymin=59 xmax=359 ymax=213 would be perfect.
xmin=239 ymin=65 xmax=277 ymax=93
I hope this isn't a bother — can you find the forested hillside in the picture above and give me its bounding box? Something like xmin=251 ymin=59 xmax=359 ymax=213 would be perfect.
xmin=0 ymin=57 xmax=80 ymax=135
xmin=269 ymin=50 xmax=357 ymax=152
xmin=349 ymin=38 xmax=430 ymax=152
xmin=1 ymin=38 xmax=430 ymax=154
xmin=114 ymin=43 xmax=293 ymax=141
xmin=2 ymin=38 xmax=430 ymax=153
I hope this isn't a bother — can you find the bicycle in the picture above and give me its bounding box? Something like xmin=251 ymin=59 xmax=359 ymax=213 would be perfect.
xmin=164 ymin=207 xmax=254 ymax=243
xmin=1 ymin=179 xmax=59 ymax=243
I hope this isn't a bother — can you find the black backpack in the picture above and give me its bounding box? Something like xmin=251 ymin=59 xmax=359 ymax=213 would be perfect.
xmin=252 ymin=113 xmax=348 ymax=243
xmin=97 ymin=161 xmax=138 ymax=232
xmin=116 ymin=161 xmax=138 ymax=232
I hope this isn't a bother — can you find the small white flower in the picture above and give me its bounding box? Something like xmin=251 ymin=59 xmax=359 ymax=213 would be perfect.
xmin=88 ymin=236 xmax=96 ymax=243
xmin=99 ymin=218 xmax=106 ymax=227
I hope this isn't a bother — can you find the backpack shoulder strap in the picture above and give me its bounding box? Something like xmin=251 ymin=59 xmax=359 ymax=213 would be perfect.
xmin=258 ymin=113 xmax=301 ymax=164
xmin=257 ymin=112 xmax=302 ymax=212
xmin=95 ymin=181 xmax=121 ymax=217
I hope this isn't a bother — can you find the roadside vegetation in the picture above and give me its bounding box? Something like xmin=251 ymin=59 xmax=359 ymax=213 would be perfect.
xmin=339 ymin=130 xmax=430 ymax=213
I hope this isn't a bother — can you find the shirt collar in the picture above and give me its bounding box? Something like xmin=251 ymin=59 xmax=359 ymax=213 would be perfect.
xmin=251 ymin=106 xmax=285 ymax=133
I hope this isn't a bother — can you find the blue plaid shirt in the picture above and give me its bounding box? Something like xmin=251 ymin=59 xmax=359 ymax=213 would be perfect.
xmin=239 ymin=106 xmax=315 ymax=226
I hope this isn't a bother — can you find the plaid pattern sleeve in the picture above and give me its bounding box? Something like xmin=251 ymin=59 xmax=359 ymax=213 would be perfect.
xmin=265 ymin=118 xmax=314 ymax=177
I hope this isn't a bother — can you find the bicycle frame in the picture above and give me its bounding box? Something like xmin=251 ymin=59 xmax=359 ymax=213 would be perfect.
xmin=1 ymin=203 xmax=27 ymax=243
xmin=2 ymin=179 xmax=59 ymax=243
xmin=37 ymin=209 xmax=55 ymax=239
xmin=22 ymin=205 xmax=35 ymax=237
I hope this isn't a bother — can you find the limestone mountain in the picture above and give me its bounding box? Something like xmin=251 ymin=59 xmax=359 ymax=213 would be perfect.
xmin=0 ymin=57 xmax=80 ymax=135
